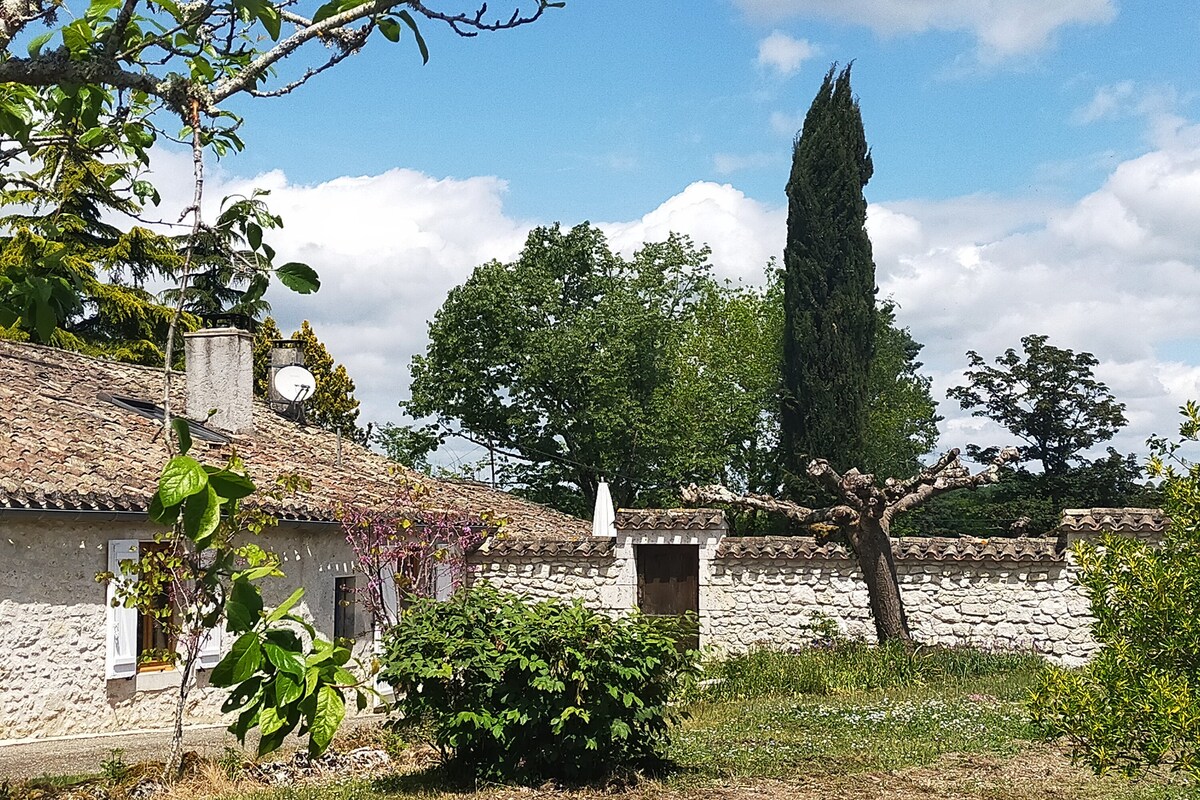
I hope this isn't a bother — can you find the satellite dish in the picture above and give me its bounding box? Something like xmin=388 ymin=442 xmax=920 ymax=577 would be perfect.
xmin=273 ymin=365 xmax=316 ymax=404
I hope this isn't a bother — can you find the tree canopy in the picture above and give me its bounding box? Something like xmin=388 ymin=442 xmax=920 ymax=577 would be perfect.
xmin=407 ymin=222 xmax=777 ymax=516
xmin=947 ymin=333 xmax=1128 ymax=476
xmin=781 ymin=63 xmax=877 ymax=483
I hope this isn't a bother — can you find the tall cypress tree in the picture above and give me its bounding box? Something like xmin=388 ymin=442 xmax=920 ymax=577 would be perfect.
xmin=781 ymin=64 xmax=877 ymax=484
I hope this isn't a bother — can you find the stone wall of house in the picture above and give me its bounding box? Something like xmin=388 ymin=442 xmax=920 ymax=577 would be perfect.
xmin=468 ymin=541 xmax=1097 ymax=667
xmin=0 ymin=515 xmax=368 ymax=742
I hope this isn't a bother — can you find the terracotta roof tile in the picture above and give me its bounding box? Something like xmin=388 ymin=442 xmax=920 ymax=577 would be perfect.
xmin=716 ymin=535 xmax=1064 ymax=563
xmin=0 ymin=340 xmax=588 ymax=539
xmin=615 ymin=508 xmax=726 ymax=531
xmin=1057 ymin=508 xmax=1167 ymax=535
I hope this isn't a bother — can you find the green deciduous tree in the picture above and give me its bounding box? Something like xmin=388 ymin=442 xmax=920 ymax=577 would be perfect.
xmin=408 ymin=222 xmax=774 ymax=517
xmin=862 ymin=301 xmax=941 ymax=479
xmin=947 ymin=334 xmax=1128 ymax=477
xmin=1030 ymin=402 xmax=1200 ymax=776
xmin=781 ymin=63 xmax=877 ymax=484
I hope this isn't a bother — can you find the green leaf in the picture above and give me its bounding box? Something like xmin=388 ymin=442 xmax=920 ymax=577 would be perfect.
xmin=247 ymin=221 xmax=263 ymax=251
xmin=181 ymin=484 xmax=221 ymax=545
xmin=33 ymin=294 xmax=54 ymax=343
xmin=266 ymin=587 xmax=305 ymax=623
xmin=274 ymin=672 xmax=303 ymax=706
xmin=227 ymin=577 xmax=264 ymax=632
xmin=171 ymin=417 xmax=193 ymax=456
xmin=275 ymin=262 xmax=320 ymax=294
xmin=397 ymin=11 xmax=429 ymax=63
xmin=258 ymin=705 xmax=286 ymax=737
xmin=263 ymin=640 xmax=304 ymax=678
xmin=147 ymin=492 xmax=180 ymax=525
xmin=220 ymin=677 xmax=262 ymax=712
xmin=27 ymin=31 xmax=54 ymax=57
xmin=210 ymin=632 xmax=263 ymax=686
xmin=206 ymin=468 xmax=256 ymax=500
xmin=308 ymin=685 xmax=345 ymax=756
xmin=158 ymin=455 xmax=208 ymax=506
xmin=377 ymin=17 xmax=400 ymax=42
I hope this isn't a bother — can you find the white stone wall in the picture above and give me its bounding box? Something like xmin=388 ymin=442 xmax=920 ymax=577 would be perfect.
xmin=470 ymin=546 xmax=1098 ymax=667
xmin=706 ymin=556 xmax=1097 ymax=667
xmin=0 ymin=515 xmax=369 ymax=742
xmin=470 ymin=550 xmax=631 ymax=613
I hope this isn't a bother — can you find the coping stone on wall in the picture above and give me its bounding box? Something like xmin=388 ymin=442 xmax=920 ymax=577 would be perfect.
xmin=1057 ymin=507 xmax=1167 ymax=547
xmin=716 ymin=535 xmax=1064 ymax=563
xmin=615 ymin=508 xmax=727 ymax=531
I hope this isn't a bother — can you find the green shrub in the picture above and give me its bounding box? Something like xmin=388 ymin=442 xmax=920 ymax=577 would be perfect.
xmin=378 ymin=583 xmax=699 ymax=783
xmin=1029 ymin=403 xmax=1200 ymax=777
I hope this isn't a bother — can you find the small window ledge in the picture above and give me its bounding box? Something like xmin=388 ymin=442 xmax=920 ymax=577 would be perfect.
xmin=135 ymin=669 xmax=182 ymax=692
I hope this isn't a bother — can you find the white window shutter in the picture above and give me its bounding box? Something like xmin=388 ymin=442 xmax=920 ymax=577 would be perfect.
xmin=196 ymin=624 xmax=222 ymax=670
xmin=373 ymin=566 xmax=399 ymax=697
xmin=106 ymin=540 xmax=140 ymax=680
xmin=433 ymin=559 xmax=453 ymax=602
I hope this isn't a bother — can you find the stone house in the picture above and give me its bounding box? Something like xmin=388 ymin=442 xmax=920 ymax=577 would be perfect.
xmin=0 ymin=332 xmax=587 ymax=743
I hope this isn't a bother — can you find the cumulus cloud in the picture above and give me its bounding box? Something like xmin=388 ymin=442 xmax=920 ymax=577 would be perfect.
xmin=734 ymin=0 xmax=1115 ymax=60
xmin=601 ymin=181 xmax=784 ymax=282
xmin=756 ymin=31 xmax=817 ymax=77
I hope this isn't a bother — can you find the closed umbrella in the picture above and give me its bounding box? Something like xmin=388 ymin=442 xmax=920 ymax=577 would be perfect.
xmin=592 ymin=480 xmax=616 ymax=537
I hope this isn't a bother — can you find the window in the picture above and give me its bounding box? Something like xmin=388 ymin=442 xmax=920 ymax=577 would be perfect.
xmin=136 ymin=542 xmax=176 ymax=672
xmin=334 ymin=576 xmax=356 ymax=645
xmin=105 ymin=539 xmax=222 ymax=681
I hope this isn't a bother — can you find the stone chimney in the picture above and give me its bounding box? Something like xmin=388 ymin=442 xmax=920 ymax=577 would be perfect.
xmin=184 ymin=327 xmax=254 ymax=434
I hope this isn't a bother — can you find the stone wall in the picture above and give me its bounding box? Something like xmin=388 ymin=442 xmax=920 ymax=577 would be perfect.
xmin=705 ymin=554 xmax=1095 ymax=666
xmin=0 ymin=515 xmax=368 ymax=742
xmin=468 ymin=532 xmax=1099 ymax=667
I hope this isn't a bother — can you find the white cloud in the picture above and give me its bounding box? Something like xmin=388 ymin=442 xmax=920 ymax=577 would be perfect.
xmin=756 ymin=31 xmax=817 ymax=78
xmin=1072 ymin=80 xmax=1136 ymax=124
xmin=601 ymin=181 xmax=784 ymax=282
xmin=770 ymin=110 xmax=806 ymax=137
xmin=734 ymin=0 xmax=1115 ymax=60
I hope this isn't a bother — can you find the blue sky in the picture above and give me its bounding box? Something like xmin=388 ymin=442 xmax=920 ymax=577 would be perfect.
xmin=220 ymin=0 xmax=1196 ymax=220
xmin=151 ymin=0 xmax=1200 ymax=472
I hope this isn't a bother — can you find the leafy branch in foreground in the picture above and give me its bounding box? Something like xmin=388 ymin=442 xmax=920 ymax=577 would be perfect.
xmin=1031 ymin=401 xmax=1200 ymax=777
xmin=101 ymin=420 xmax=368 ymax=778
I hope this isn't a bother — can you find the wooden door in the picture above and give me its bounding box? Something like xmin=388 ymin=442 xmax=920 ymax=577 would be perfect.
xmin=636 ymin=544 xmax=699 ymax=649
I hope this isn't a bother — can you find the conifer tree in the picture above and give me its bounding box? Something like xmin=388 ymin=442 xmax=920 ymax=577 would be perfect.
xmin=781 ymin=64 xmax=877 ymax=484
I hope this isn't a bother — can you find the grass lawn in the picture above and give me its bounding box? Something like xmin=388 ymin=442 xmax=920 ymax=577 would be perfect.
xmin=12 ymin=646 xmax=1197 ymax=800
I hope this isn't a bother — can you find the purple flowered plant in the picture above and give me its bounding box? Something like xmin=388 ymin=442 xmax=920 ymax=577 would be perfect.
xmin=340 ymin=475 xmax=501 ymax=629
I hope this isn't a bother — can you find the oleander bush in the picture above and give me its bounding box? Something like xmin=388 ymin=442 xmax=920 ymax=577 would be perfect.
xmin=379 ymin=583 xmax=699 ymax=783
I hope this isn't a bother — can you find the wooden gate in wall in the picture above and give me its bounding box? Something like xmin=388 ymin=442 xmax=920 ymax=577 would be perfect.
xmin=636 ymin=544 xmax=699 ymax=649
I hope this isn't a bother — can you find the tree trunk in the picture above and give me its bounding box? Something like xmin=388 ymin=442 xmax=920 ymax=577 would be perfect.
xmin=164 ymin=657 xmax=194 ymax=781
xmin=851 ymin=516 xmax=912 ymax=646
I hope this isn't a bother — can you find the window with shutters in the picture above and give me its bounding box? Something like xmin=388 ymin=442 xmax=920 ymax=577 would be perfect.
xmin=105 ymin=539 xmax=223 ymax=681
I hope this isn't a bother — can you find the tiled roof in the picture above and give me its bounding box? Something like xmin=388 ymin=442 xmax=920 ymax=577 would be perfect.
xmin=716 ymin=535 xmax=1064 ymax=563
xmin=0 ymin=339 xmax=588 ymax=539
xmin=615 ymin=508 xmax=726 ymax=531
xmin=1057 ymin=508 xmax=1167 ymax=535
xmin=476 ymin=537 xmax=615 ymax=557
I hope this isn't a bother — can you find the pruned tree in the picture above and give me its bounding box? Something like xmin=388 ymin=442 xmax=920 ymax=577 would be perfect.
xmin=683 ymin=446 xmax=1019 ymax=644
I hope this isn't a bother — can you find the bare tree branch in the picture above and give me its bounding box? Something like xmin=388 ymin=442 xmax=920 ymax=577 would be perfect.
xmin=883 ymin=446 xmax=1020 ymax=523
xmin=681 ymin=483 xmax=858 ymax=527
